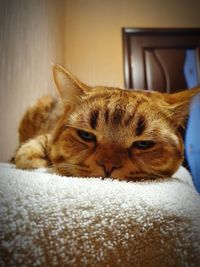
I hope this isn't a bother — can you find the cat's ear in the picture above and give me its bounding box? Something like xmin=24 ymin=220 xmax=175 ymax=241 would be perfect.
xmin=52 ymin=64 xmax=90 ymax=103
xmin=164 ymin=86 xmax=200 ymax=126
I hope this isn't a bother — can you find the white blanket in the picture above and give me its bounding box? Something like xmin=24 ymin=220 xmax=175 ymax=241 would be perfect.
xmin=0 ymin=163 xmax=200 ymax=267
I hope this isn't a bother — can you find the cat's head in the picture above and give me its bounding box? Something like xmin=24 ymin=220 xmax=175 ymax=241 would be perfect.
xmin=49 ymin=64 xmax=200 ymax=180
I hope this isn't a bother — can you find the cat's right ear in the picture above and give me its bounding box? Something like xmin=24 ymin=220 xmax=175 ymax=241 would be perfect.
xmin=52 ymin=64 xmax=90 ymax=103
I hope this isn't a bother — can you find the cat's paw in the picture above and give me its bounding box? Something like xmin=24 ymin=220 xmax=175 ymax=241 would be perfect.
xmin=14 ymin=135 xmax=50 ymax=170
xmin=15 ymin=155 xmax=49 ymax=169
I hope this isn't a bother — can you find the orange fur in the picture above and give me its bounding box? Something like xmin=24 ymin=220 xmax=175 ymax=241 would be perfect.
xmin=14 ymin=65 xmax=200 ymax=181
xmin=19 ymin=95 xmax=62 ymax=143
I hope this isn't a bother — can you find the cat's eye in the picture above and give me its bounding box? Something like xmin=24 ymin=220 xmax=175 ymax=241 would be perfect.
xmin=132 ymin=140 xmax=155 ymax=150
xmin=77 ymin=130 xmax=96 ymax=142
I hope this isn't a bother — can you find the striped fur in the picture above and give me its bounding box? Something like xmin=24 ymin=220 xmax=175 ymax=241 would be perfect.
xmin=14 ymin=65 xmax=200 ymax=181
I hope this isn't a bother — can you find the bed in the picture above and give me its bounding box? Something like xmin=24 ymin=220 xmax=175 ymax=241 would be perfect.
xmin=0 ymin=163 xmax=200 ymax=267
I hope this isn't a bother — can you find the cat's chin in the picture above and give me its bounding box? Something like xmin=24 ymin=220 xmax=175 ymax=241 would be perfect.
xmin=96 ymin=169 xmax=169 ymax=181
xmin=54 ymin=171 xmax=168 ymax=182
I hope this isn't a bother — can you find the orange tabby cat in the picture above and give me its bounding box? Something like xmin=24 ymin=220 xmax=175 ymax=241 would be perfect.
xmin=14 ymin=64 xmax=200 ymax=180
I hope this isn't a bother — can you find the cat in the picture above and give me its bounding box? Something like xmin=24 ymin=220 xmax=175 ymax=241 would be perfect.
xmin=14 ymin=64 xmax=200 ymax=181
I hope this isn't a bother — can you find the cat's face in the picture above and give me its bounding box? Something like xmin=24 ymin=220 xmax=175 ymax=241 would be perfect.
xmin=49 ymin=65 xmax=199 ymax=180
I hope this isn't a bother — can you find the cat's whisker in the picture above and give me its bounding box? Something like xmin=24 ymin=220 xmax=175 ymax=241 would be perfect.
xmin=51 ymin=162 xmax=90 ymax=172
xmin=55 ymin=162 xmax=81 ymax=167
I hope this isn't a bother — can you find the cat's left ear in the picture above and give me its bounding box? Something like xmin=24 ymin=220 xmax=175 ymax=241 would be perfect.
xmin=52 ymin=64 xmax=91 ymax=103
xmin=164 ymin=86 xmax=200 ymax=126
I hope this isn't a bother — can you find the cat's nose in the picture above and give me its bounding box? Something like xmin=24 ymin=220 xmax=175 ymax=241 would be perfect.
xmin=96 ymin=144 xmax=127 ymax=177
xmin=97 ymin=160 xmax=122 ymax=177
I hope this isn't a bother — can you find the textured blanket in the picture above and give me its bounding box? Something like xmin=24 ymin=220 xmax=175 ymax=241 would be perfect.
xmin=0 ymin=163 xmax=200 ymax=267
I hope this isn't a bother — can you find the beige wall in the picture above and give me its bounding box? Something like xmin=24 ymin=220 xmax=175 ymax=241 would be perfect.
xmin=64 ymin=0 xmax=200 ymax=88
xmin=1 ymin=0 xmax=200 ymax=162
xmin=0 ymin=0 xmax=65 ymax=161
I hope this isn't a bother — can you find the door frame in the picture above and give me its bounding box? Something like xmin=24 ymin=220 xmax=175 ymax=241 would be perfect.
xmin=122 ymin=28 xmax=200 ymax=89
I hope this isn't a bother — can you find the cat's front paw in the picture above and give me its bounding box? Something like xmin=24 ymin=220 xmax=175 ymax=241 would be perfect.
xmin=14 ymin=134 xmax=50 ymax=170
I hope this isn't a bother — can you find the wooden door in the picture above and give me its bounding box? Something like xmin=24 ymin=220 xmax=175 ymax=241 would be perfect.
xmin=123 ymin=28 xmax=200 ymax=93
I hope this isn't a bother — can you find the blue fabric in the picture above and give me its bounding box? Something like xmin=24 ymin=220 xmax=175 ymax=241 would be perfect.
xmin=184 ymin=49 xmax=200 ymax=192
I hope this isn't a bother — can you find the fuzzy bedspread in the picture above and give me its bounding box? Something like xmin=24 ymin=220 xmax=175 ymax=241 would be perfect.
xmin=0 ymin=163 xmax=200 ymax=267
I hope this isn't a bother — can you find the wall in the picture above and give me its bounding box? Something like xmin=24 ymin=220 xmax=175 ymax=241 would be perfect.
xmin=64 ymin=0 xmax=200 ymax=88
xmin=0 ymin=0 xmax=65 ymax=161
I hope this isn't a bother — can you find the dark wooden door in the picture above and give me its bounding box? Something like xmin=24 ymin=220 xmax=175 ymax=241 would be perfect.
xmin=123 ymin=28 xmax=200 ymax=92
